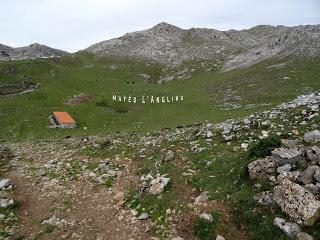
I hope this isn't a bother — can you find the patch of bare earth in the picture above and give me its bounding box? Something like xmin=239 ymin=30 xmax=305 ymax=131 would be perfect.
xmin=6 ymin=143 xmax=152 ymax=240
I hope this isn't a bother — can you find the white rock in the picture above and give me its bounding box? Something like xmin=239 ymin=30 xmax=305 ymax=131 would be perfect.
xmin=194 ymin=191 xmax=209 ymax=205
xmin=0 ymin=198 xmax=14 ymax=208
xmin=41 ymin=215 xmax=61 ymax=225
xmin=216 ymin=236 xmax=225 ymax=240
xmin=0 ymin=179 xmax=12 ymax=190
xmin=149 ymin=176 xmax=170 ymax=194
xmin=138 ymin=212 xmax=149 ymax=220
xmin=199 ymin=213 xmax=213 ymax=222
xmin=304 ymin=130 xmax=320 ymax=143
xmin=274 ymin=217 xmax=301 ymax=238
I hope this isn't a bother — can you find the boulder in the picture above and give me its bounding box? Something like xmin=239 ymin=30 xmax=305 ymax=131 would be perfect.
xmin=216 ymin=236 xmax=225 ymax=240
xmin=194 ymin=191 xmax=209 ymax=205
xmin=298 ymin=165 xmax=320 ymax=185
xmin=253 ymin=191 xmax=274 ymax=205
xmin=138 ymin=212 xmax=149 ymax=220
xmin=273 ymin=176 xmax=320 ymax=226
xmin=199 ymin=213 xmax=213 ymax=222
xmin=248 ymin=156 xmax=276 ymax=179
xmin=314 ymin=169 xmax=320 ymax=182
xmin=164 ymin=150 xmax=175 ymax=161
xmin=41 ymin=215 xmax=61 ymax=225
xmin=277 ymin=164 xmax=292 ymax=173
xmin=0 ymin=198 xmax=14 ymax=208
xmin=0 ymin=179 xmax=12 ymax=190
xmin=304 ymin=130 xmax=320 ymax=143
xmin=113 ymin=192 xmax=125 ymax=203
xmin=304 ymin=146 xmax=320 ymax=162
xmin=281 ymin=139 xmax=301 ymax=149
xmin=149 ymin=176 xmax=170 ymax=194
xmin=271 ymin=148 xmax=303 ymax=165
xmin=274 ymin=217 xmax=301 ymax=238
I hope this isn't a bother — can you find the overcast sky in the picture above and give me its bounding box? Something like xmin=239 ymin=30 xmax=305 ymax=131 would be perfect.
xmin=1 ymin=0 xmax=319 ymax=52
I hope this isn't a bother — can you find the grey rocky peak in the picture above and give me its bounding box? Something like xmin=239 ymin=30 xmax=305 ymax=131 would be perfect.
xmin=85 ymin=23 xmax=320 ymax=70
xmin=0 ymin=43 xmax=68 ymax=61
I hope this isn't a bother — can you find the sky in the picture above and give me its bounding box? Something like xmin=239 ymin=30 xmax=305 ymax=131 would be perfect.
xmin=0 ymin=0 xmax=319 ymax=52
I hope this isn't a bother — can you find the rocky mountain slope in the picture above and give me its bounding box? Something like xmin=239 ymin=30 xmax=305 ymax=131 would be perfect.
xmin=86 ymin=22 xmax=320 ymax=70
xmin=0 ymin=43 xmax=68 ymax=61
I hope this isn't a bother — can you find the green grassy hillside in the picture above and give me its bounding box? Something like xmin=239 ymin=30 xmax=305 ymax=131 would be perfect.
xmin=0 ymin=53 xmax=320 ymax=141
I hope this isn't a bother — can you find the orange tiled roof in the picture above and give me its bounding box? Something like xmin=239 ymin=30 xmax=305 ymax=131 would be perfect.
xmin=53 ymin=112 xmax=76 ymax=124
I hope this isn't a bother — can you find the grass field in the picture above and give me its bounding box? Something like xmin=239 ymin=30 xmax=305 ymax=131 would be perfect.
xmin=0 ymin=53 xmax=320 ymax=142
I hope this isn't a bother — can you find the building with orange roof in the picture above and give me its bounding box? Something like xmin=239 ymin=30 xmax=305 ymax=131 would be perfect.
xmin=52 ymin=111 xmax=76 ymax=128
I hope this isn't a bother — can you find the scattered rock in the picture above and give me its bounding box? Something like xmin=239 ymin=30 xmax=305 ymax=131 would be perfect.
xmin=281 ymin=139 xmax=300 ymax=149
xmin=271 ymin=148 xmax=303 ymax=165
xmin=298 ymin=165 xmax=320 ymax=185
xmin=149 ymin=176 xmax=170 ymax=194
xmin=277 ymin=164 xmax=292 ymax=173
xmin=254 ymin=191 xmax=274 ymax=205
xmin=41 ymin=215 xmax=61 ymax=225
xmin=274 ymin=217 xmax=301 ymax=238
xmin=273 ymin=176 xmax=320 ymax=226
xmin=248 ymin=157 xmax=276 ymax=179
xmin=194 ymin=191 xmax=209 ymax=205
xmin=304 ymin=130 xmax=320 ymax=143
xmin=171 ymin=237 xmax=184 ymax=240
xmin=216 ymin=235 xmax=225 ymax=240
xmin=0 ymin=198 xmax=14 ymax=208
xmin=0 ymin=179 xmax=12 ymax=190
xmin=138 ymin=212 xmax=149 ymax=220
xmin=164 ymin=150 xmax=175 ymax=161
xmin=199 ymin=213 xmax=213 ymax=222
xmin=113 ymin=192 xmax=125 ymax=203
xmin=314 ymin=169 xmax=320 ymax=182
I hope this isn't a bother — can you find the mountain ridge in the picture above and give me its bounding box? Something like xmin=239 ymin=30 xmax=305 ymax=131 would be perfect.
xmin=0 ymin=43 xmax=68 ymax=60
xmin=85 ymin=22 xmax=320 ymax=70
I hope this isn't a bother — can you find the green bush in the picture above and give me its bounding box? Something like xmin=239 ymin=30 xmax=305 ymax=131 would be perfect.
xmin=248 ymin=136 xmax=281 ymax=159
xmin=192 ymin=212 xmax=220 ymax=240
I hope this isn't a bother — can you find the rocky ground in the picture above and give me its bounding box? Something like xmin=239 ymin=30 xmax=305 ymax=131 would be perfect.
xmin=1 ymin=92 xmax=320 ymax=240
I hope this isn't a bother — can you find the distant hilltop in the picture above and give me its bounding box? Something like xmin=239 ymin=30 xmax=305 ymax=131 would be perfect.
xmin=0 ymin=43 xmax=68 ymax=61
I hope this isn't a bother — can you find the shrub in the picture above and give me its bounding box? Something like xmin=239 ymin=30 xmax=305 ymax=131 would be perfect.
xmin=248 ymin=135 xmax=281 ymax=159
xmin=192 ymin=212 xmax=220 ymax=240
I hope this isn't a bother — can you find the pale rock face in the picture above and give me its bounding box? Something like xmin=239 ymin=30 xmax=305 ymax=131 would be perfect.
xmin=149 ymin=176 xmax=170 ymax=194
xmin=273 ymin=176 xmax=320 ymax=226
xmin=164 ymin=150 xmax=175 ymax=161
xmin=199 ymin=213 xmax=213 ymax=222
xmin=85 ymin=23 xmax=320 ymax=72
xmin=274 ymin=217 xmax=301 ymax=238
xmin=0 ymin=179 xmax=12 ymax=190
xmin=304 ymin=130 xmax=320 ymax=143
xmin=298 ymin=165 xmax=320 ymax=185
xmin=247 ymin=156 xmax=276 ymax=179
xmin=216 ymin=235 xmax=225 ymax=240
xmin=271 ymin=147 xmax=303 ymax=165
xmin=194 ymin=191 xmax=209 ymax=205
